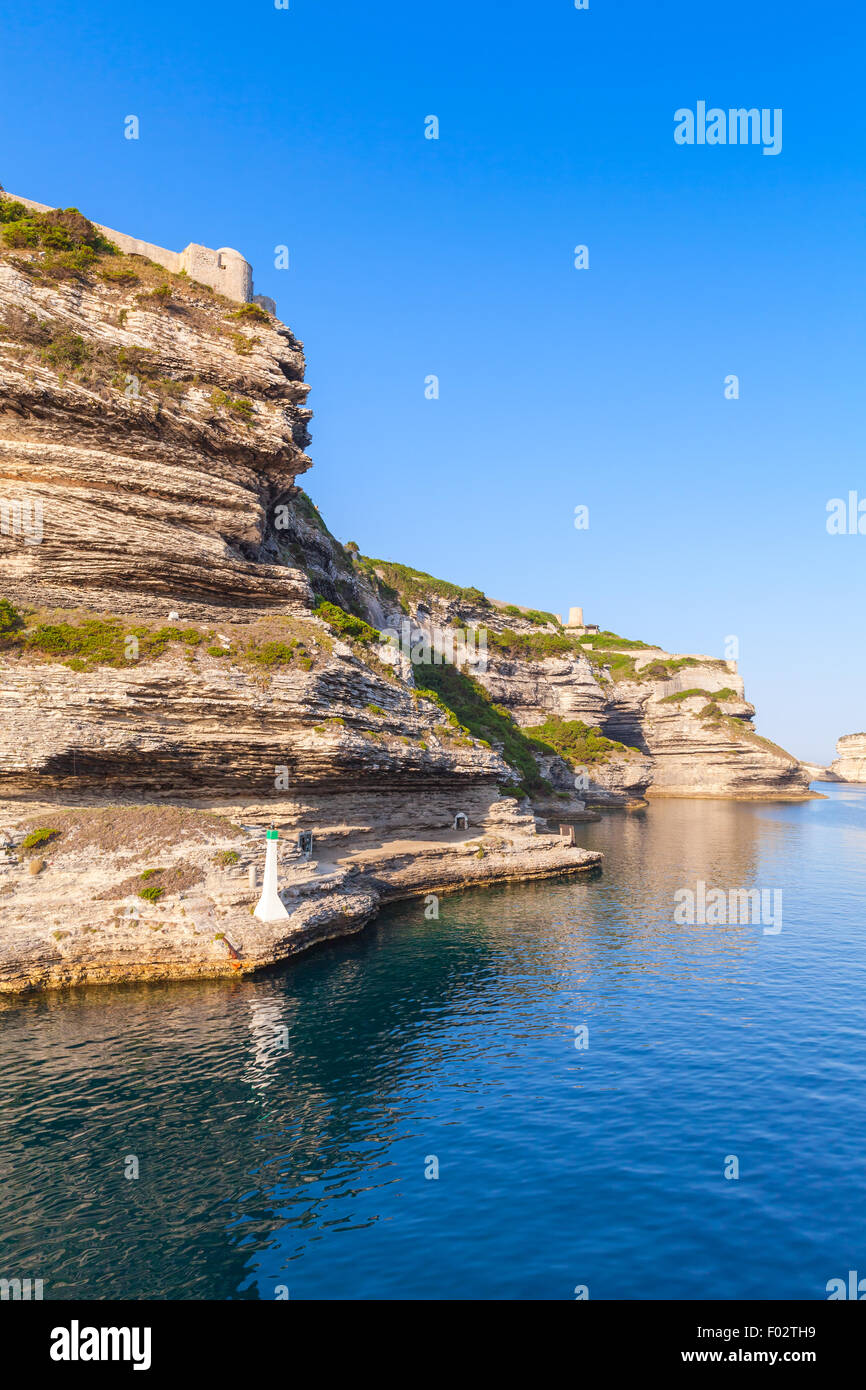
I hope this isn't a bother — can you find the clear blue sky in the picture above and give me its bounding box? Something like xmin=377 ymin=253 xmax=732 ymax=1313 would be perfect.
xmin=2 ymin=0 xmax=864 ymax=762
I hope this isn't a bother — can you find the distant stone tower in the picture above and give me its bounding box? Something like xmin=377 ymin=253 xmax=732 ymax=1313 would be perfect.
xmin=564 ymin=605 xmax=599 ymax=635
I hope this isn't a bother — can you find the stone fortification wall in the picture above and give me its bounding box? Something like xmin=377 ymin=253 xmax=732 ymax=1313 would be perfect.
xmin=6 ymin=192 xmax=253 ymax=303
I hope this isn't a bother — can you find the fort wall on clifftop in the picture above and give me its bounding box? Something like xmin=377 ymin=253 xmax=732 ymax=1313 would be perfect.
xmin=4 ymin=192 xmax=273 ymax=308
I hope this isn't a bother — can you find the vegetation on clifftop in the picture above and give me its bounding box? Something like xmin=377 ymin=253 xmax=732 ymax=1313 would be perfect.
xmin=488 ymin=628 xmax=581 ymax=660
xmin=709 ymin=713 xmax=797 ymax=761
xmin=578 ymin=630 xmax=654 ymax=651
xmin=0 ymin=196 xmax=267 ymax=426
xmin=360 ymin=557 xmax=490 ymax=612
xmin=500 ymin=603 xmax=561 ymax=627
xmin=0 ymin=198 xmax=118 ymax=276
xmin=227 ymin=302 xmax=270 ymax=325
xmin=582 ymin=646 xmax=721 ymax=683
xmin=659 ymin=687 xmax=738 ymax=704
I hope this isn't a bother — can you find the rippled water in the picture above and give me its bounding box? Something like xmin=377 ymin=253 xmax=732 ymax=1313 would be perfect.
xmin=2 ymin=786 xmax=865 ymax=1300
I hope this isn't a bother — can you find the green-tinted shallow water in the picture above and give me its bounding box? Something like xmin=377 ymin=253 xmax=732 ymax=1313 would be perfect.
xmin=1 ymin=787 xmax=864 ymax=1299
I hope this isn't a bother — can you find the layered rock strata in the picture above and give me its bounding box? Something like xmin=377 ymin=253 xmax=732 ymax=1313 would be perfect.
xmin=0 ymin=203 xmax=603 ymax=991
xmin=829 ymin=734 xmax=866 ymax=783
xmin=0 ymin=250 xmax=312 ymax=617
xmin=0 ymin=195 xmax=815 ymax=998
xmin=354 ymin=584 xmax=812 ymax=803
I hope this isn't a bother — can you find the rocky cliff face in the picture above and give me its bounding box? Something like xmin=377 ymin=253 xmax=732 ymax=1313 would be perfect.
xmin=0 ymin=202 xmax=506 ymax=816
xmin=829 ymin=734 xmax=866 ymax=783
xmin=0 ymin=197 xmax=812 ymax=991
xmin=1 ymin=199 xmax=807 ymax=817
xmin=0 ymin=198 xmax=602 ymax=999
xmin=0 ymin=220 xmax=312 ymax=618
xmin=0 ymin=206 xmax=529 ymax=855
xmin=346 ymin=575 xmax=812 ymax=803
xmin=480 ymin=649 xmax=809 ymax=801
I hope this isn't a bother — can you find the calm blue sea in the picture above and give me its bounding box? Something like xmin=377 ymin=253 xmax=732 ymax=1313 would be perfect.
xmin=1 ymin=786 xmax=864 ymax=1300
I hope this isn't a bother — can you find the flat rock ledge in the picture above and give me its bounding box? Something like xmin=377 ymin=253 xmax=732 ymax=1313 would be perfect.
xmin=0 ymin=812 xmax=601 ymax=994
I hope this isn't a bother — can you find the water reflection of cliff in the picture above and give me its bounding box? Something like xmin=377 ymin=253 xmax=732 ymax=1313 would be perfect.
xmin=0 ymin=798 xmax=819 ymax=1299
xmin=0 ymin=916 xmax=514 ymax=1299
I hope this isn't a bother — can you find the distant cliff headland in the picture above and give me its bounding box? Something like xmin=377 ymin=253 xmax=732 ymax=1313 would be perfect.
xmin=0 ymin=194 xmax=813 ymax=992
xmin=829 ymin=734 xmax=866 ymax=783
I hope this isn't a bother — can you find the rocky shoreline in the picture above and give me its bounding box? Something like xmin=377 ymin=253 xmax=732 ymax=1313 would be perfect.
xmin=0 ymin=798 xmax=601 ymax=993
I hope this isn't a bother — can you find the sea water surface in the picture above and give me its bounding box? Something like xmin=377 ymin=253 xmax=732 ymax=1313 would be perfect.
xmin=2 ymin=786 xmax=865 ymax=1300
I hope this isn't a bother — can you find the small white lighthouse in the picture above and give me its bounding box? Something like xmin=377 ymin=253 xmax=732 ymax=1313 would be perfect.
xmin=254 ymin=828 xmax=290 ymax=922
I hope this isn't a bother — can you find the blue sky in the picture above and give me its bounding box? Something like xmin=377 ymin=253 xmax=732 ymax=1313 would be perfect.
xmin=2 ymin=0 xmax=864 ymax=762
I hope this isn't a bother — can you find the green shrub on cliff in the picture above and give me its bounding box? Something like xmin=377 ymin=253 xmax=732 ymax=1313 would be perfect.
xmin=0 ymin=200 xmax=117 ymax=259
xmin=0 ymin=599 xmax=24 ymax=638
xmin=3 ymin=612 xmax=322 ymax=674
xmin=492 ymin=625 xmax=646 ymax=672
xmin=293 ymin=489 xmax=331 ymax=536
xmin=638 ymin=656 xmax=724 ymax=682
xmin=523 ymin=608 xmax=561 ymax=627
xmin=716 ymin=716 xmax=794 ymax=762
xmin=19 ymin=619 xmax=205 ymax=669
xmin=137 ymin=284 xmax=172 ymax=304
xmin=243 ymin=639 xmax=310 ymax=667
xmin=23 ymin=618 xmax=128 ymax=665
xmin=414 ymin=660 xmax=551 ymax=796
xmin=523 ymin=716 xmax=633 ymax=766
xmin=100 ymin=263 xmax=140 ymax=285
xmin=579 ymin=646 xmax=640 ymax=680
xmin=582 ymin=648 xmax=714 ymax=683
xmin=578 ymin=630 xmax=654 ymax=651
xmin=1 ymin=218 xmax=39 ymax=247
xmin=501 ymin=604 xmax=561 ymax=627
xmin=313 ymin=598 xmax=381 ymax=644
xmin=116 ymin=344 xmax=154 ymax=375
xmin=488 ymin=628 xmax=579 ymax=660
xmin=21 ymin=827 xmax=61 ymax=851
xmin=43 ymin=247 xmax=101 ymax=279
xmin=227 ymin=302 xmax=270 ymax=324
xmin=660 ymin=687 xmax=737 ymax=704
xmin=209 ymin=388 xmax=254 ymax=422
xmin=0 ymin=199 xmax=29 ymax=224
xmin=41 ymin=331 xmax=90 ymax=370
xmin=660 ymin=687 xmax=710 ymax=703
xmin=362 ymin=558 xmax=490 ymax=610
